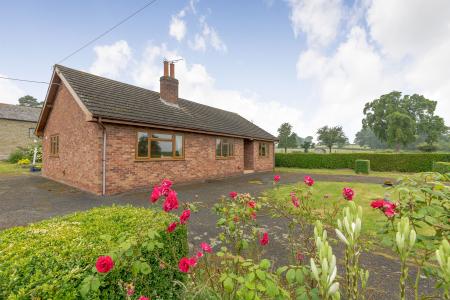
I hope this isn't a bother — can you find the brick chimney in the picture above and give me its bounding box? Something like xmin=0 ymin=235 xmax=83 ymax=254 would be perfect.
xmin=160 ymin=60 xmax=179 ymax=104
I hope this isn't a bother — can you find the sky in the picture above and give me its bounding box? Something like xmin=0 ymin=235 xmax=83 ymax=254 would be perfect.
xmin=0 ymin=0 xmax=449 ymax=141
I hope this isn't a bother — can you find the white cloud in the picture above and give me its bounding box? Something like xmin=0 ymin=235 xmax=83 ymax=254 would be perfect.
xmin=169 ymin=16 xmax=187 ymax=41
xmin=288 ymin=0 xmax=450 ymax=139
xmin=189 ymin=17 xmax=227 ymax=52
xmin=89 ymin=40 xmax=132 ymax=78
xmin=288 ymin=0 xmax=342 ymax=47
xmin=133 ymin=44 xmax=302 ymax=135
xmin=0 ymin=75 xmax=25 ymax=105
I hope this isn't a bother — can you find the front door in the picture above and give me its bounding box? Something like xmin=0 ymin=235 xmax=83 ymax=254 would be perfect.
xmin=243 ymin=139 xmax=254 ymax=171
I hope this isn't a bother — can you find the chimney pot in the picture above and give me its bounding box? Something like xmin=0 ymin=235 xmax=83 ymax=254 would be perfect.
xmin=163 ymin=60 xmax=169 ymax=77
xmin=170 ymin=62 xmax=175 ymax=78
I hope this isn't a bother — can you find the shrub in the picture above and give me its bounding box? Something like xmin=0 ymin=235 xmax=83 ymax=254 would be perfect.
xmin=7 ymin=143 xmax=42 ymax=164
xmin=432 ymin=162 xmax=450 ymax=174
xmin=7 ymin=147 xmax=27 ymax=163
xmin=17 ymin=158 xmax=31 ymax=166
xmin=417 ymin=144 xmax=438 ymax=152
xmin=0 ymin=206 xmax=188 ymax=299
xmin=275 ymin=153 xmax=450 ymax=172
xmin=355 ymin=159 xmax=370 ymax=174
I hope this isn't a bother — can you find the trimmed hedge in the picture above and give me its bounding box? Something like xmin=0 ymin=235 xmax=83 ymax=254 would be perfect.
xmin=355 ymin=159 xmax=370 ymax=174
xmin=275 ymin=153 xmax=450 ymax=172
xmin=0 ymin=206 xmax=188 ymax=299
xmin=432 ymin=161 xmax=450 ymax=174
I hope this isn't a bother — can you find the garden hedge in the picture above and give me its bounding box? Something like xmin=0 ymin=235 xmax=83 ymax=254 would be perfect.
xmin=432 ymin=161 xmax=450 ymax=174
xmin=275 ymin=153 xmax=450 ymax=172
xmin=0 ymin=206 xmax=187 ymax=299
xmin=355 ymin=159 xmax=370 ymax=174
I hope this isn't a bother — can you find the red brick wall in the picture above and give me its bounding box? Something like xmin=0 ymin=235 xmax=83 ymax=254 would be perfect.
xmin=104 ymin=124 xmax=245 ymax=194
xmin=42 ymin=85 xmax=102 ymax=194
xmin=253 ymin=140 xmax=275 ymax=171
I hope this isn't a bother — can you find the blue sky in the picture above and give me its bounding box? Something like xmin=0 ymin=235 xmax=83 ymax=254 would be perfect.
xmin=1 ymin=0 xmax=449 ymax=139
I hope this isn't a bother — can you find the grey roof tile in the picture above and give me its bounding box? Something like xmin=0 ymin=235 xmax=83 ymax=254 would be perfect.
xmin=0 ymin=103 xmax=41 ymax=122
xmin=56 ymin=65 xmax=277 ymax=141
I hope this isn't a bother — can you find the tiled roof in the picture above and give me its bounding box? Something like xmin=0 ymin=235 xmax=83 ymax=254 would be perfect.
xmin=0 ymin=103 xmax=41 ymax=122
xmin=56 ymin=65 xmax=277 ymax=141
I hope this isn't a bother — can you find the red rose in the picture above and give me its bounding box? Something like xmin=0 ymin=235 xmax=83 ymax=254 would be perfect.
xmin=304 ymin=176 xmax=314 ymax=186
xmin=229 ymin=191 xmax=238 ymax=199
xmin=163 ymin=190 xmax=178 ymax=212
xmin=274 ymin=175 xmax=281 ymax=183
xmin=250 ymin=211 xmax=257 ymax=220
xmin=160 ymin=179 xmax=173 ymax=196
xmin=196 ymin=251 xmax=204 ymax=258
xmin=96 ymin=255 xmax=114 ymax=273
xmin=370 ymin=199 xmax=385 ymax=208
xmin=342 ymin=187 xmax=354 ymax=201
xmin=138 ymin=296 xmax=150 ymax=300
xmin=201 ymin=242 xmax=212 ymax=253
xmin=179 ymin=209 xmax=191 ymax=224
xmin=188 ymin=257 xmax=197 ymax=267
xmin=384 ymin=207 xmax=396 ymax=217
xmin=248 ymin=200 xmax=256 ymax=208
xmin=259 ymin=232 xmax=269 ymax=246
xmin=167 ymin=222 xmax=178 ymax=233
xmin=178 ymin=257 xmax=191 ymax=273
xmin=150 ymin=186 xmax=161 ymax=203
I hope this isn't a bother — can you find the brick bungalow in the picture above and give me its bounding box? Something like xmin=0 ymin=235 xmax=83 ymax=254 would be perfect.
xmin=35 ymin=62 xmax=277 ymax=195
xmin=0 ymin=103 xmax=41 ymax=160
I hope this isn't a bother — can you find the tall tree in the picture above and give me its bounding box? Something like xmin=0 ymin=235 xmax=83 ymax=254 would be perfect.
xmin=18 ymin=95 xmax=42 ymax=107
xmin=362 ymin=91 xmax=446 ymax=149
xmin=386 ymin=112 xmax=416 ymax=151
xmin=277 ymin=123 xmax=293 ymax=153
xmin=300 ymin=136 xmax=314 ymax=153
xmin=316 ymin=126 xmax=348 ymax=153
xmin=354 ymin=128 xmax=386 ymax=149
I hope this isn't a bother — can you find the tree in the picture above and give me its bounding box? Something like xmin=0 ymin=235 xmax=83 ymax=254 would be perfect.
xmin=386 ymin=112 xmax=416 ymax=151
xmin=18 ymin=95 xmax=42 ymax=107
xmin=362 ymin=91 xmax=446 ymax=149
xmin=316 ymin=126 xmax=348 ymax=153
xmin=300 ymin=136 xmax=314 ymax=153
xmin=354 ymin=128 xmax=386 ymax=149
xmin=277 ymin=123 xmax=297 ymax=153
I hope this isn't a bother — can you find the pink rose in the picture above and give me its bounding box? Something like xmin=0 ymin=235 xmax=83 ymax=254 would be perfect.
xmin=188 ymin=257 xmax=197 ymax=267
xmin=95 ymin=256 xmax=114 ymax=273
xmin=160 ymin=179 xmax=173 ymax=196
xmin=370 ymin=199 xmax=385 ymax=208
xmin=179 ymin=209 xmax=191 ymax=224
xmin=274 ymin=175 xmax=281 ymax=183
xmin=304 ymin=176 xmax=314 ymax=186
xmin=201 ymin=242 xmax=212 ymax=253
xmin=167 ymin=222 xmax=178 ymax=233
xmin=196 ymin=251 xmax=204 ymax=258
xmin=150 ymin=186 xmax=161 ymax=203
xmin=250 ymin=211 xmax=257 ymax=220
xmin=248 ymin=200 xmax=256 ymax=208
xmin=178 ymin=257 xmax=191 ymax=273
xmin=291 ymin=192 xmax=299 ymax=207
xmin=259 ymin=232 xmax=269 ymax=246
xmin=163 ymin=190 xmax=178 ymax=212
xmin=138 ymin=297 xmax=150 ymax=300
xmin=342 ymin=187 xmax=355 ymax=201
xmin=229 ymin=191 xmax=238 ymax=199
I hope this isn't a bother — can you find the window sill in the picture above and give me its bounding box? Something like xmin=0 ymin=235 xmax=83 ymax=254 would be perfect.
xmin=135 ymin=158 xmax=185 ymax=162
xmin=215 ymin=156 xmax=235 ymax=160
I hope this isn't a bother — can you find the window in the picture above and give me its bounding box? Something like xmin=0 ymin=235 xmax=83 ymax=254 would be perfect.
xmin=50 ymin=135 xmax=59 ymax=156
xmin=216 ymin=138 xmax=235 ymax=158
xmin=136 ymin=131 xmax=184 ymax=160
xmin=259 ymin=142 xmax=269 ymax=157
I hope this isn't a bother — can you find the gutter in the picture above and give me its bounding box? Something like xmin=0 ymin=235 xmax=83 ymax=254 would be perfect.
xmin=97 ymin=117 xmax=107 ymax=196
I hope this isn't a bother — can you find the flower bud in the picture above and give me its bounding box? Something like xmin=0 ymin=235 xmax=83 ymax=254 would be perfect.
xmin=409 ymin=230 xmax=416 ymax=248
xmin=335 ymin=229 xmax=349 ymax=245
xmin=328 ymin=282 xmax=339 ymax=295
xmin=310 ymin=259 xmax=319 ymax=281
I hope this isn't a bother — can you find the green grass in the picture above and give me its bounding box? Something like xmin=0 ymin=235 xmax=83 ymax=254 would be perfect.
xmin=275 ymin=167 xmax=411 ymax=179
xmin=266 ymin=181 xmax=390 ymax=238
xmin=0 ymin=161 xmax=30 ymax=176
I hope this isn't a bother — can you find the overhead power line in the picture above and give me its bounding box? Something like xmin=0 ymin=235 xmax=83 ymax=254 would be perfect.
xmin=0 ymin=76 xmax=51 ymax=85
xmin=57 ymin=0 xmax=159 ymax=64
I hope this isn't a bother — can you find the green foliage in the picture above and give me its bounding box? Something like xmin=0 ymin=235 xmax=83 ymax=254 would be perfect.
xmin=0 ymin=206 xmax=188 ymax=299
xmin=18 ymin=95 xmax=43 ymax=107
xmin=432 ymin=162 xmax=450 ymax=174
xmin=316 ymin=125 xmax=348 ymax=153
xmin=7 ymin=143 xmax=42 ymax=163
xmin=416 ymin=143 xmax=438 ymax=152
xmin=275 ymin=153 xmax=450 ymax=172
xmin=17 ymin=158 xmax=31 ymax=166
xmin=362 ymin=91 xmax=447 ymax=148
xmin=277 ymin=123 xmax=297 ymax=152
xmin=354 ymin=128 xmax=386 ymax=149
xmin=354 ymin=160 xmax=370 ymax=174
xmin=7 ymin=147 xmax=26 ymax=163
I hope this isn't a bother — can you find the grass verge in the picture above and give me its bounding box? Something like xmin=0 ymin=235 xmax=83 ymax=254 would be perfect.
xmin=275 ymin=167 xmax=411 ymax=179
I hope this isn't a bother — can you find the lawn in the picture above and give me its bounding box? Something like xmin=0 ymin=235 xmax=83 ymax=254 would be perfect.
xmin=275 ymin=167 xmax=411 ymax=179
xmin=265 ymin=181 xmax=391 ymax=238
xmin=0 ymin=161 xmax=32 ymax=176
